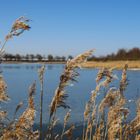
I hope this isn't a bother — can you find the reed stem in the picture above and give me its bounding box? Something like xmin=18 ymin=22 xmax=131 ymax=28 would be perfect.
xmin=40 ymin=77 xmax=44 ymax=140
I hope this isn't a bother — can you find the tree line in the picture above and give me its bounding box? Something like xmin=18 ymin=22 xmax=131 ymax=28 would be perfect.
xmin=2 ymin=54 xmax=73 ymax=62
xmin=88 ymin=47 xmax=140 ymax=61
xmin=2 ymin=47 xmax=140 ymax=62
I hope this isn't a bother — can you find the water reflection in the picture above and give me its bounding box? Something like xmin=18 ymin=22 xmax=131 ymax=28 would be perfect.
xmin=0 ymin=63 xmax=65 ymax=70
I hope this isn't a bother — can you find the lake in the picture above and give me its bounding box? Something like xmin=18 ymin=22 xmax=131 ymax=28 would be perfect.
xmin=1 ymin=63 xmax=140 ymax=126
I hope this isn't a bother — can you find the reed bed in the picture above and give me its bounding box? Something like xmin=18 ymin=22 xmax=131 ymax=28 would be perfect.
xmin=82 ymin=61 xmax=140 ymax=69
xmin=0 ymin=17 xmax=140 ymax=140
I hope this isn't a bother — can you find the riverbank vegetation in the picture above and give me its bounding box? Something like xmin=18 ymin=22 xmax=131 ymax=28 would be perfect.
xmin=82 ymin=60 xmax=140 ymax=69
xmin=2 ymin=47 xmax=140 ymax=69
xmin=2 ymin=47 xmax=140 ymax=63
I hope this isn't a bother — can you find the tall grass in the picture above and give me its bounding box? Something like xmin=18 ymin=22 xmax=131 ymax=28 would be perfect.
xmin=0 ymin=17 xmax=140 ymax=140
xmin=38 ymin=65 xmax=46 ymax=140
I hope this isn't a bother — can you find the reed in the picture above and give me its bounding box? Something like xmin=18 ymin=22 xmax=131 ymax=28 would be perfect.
xmin=38 ymin=65 xmax=46 ymax=140
xmin=1 ymin=82 xmax=39 ymax=140
xmin=61 ymin=109 xmax=71 ymax=140
xmin=0 ymin=16 xmax=30 ymax=61
xmin=0 ymin=17 xmax=140 ymax=140
xmin=49 ymin=49 xmax=94 ymax=121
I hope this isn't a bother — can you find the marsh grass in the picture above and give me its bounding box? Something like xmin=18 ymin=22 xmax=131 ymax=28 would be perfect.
xmin=0 ymin=17 xmax=140 ymax=140
xmin=82 ymin=61 xmax=140 ymax=69
xmin=38 ymin=65 xmax=46 ymax=140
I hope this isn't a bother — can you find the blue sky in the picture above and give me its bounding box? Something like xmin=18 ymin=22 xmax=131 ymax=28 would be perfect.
xmin=0 ymin=0 xmax=140 ymax=56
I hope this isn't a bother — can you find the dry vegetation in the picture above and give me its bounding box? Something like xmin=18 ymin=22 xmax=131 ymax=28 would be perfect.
xmin=0 ymin=17 xmax=140 ymax=140
xmin=82 ymin=61 xmax=140 ymax=69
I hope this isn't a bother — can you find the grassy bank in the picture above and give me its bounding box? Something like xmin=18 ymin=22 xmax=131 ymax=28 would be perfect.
xmin=82 ymin=60 xmax=140 ymax=69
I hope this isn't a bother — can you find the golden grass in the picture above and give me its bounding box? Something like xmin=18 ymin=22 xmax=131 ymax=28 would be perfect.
xmin=82 ymin=60 xmax=140 ymax=69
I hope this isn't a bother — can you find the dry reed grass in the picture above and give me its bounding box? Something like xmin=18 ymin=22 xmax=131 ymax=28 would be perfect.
xmin=49 ymin=50 xmax=94 ymax=119
xmin=82 ymin=61 xmax=140 ymax=69
xmin=0 ymin=17 xmax=140 ymax=140
xmin=38 ymin=65 xmax=46 ymax=140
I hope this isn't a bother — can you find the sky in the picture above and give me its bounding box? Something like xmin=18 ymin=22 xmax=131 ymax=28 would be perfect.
xmin=0 ymin=0 xmax=140 ymax=56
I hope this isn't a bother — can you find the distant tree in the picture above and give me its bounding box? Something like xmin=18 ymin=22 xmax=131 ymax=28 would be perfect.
xmin=42 ymin=55 xmax=46 ymax=60
xmin=116 ymin=49 xmax=127 ymax=60
xmin=21 ymin=55 xmax=26 ymax=61
xmin=48 ymin=54 xmax=53 ymax=61
xmin=95 ymin=47 xmax=140 ymax=61
xmin=29 ymin=54 xmax=35 ymax=62
xmin=110 ymin=53 xmax=115 ymax=60
xmin=87 ymin=55 xmax=96 ymax=61
xmin=9 ymin=54 xmax=15 ymax=61
xmin=4 ymin=54 xmax=10 ymax=61
xmin=36 ymin=54 xmax=43 ymax=61
xmin=25 ymin=54 xmax=29 ymax=61
xmin=127 ymin=47 xmax=140 ymax=60
xmin=105 ymin=53 xmax=115 ymax=61
xmin=67 ymin=55 xmax=73 ymax=60
xmin=55 ymin=56 xmax=61 ymax=61
xmin=15 ymin=54 xmax=21 ymax=61
xmin=61 ymin=56 xmax=66 ymax=61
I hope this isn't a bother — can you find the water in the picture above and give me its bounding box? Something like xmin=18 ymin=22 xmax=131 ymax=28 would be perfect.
xmin=1 ymin=63 xmax=140 ymax=125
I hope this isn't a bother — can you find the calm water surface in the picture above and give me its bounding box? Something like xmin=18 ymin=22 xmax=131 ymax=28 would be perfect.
xmin=1 ymin=64 xmax=140 ymax=125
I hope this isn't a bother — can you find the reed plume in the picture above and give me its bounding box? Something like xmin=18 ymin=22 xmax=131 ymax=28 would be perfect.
xmin=96 ymin=67 xmax=117 ymax=88
xmin=0 ymin=16 xmax=32 ymax=140
xmin=5 ymin=16 xmax=30 ymax=40
xmin=99 ymin=88 xmax=119 ymax=113
xmin=0 ymin=74 xmax=9 ymax=138
xmin=83 ymin=64 xmax=129 ymax=140
xmin=13 ymin=101 xmax=24 ymax=119
xmin=38 ymin=65 xmax=46 ymax=140
xmin=0 ymin=16 xmax=30 ymax=59
xmin=49 ymin=50 xmax=94 ymax=119
xmin=83 ymin=67 xmax=115 ymax=140
xmin=0 ymin=111 xmax=7 ymax=120
xmin=125 ymin=99 xmax=140 ymax=139
xmin=106 ymin=64 xmax=129 ymax=140
xmin=83 ymin=92 xmax=97 ymax=140
xmin=16 ymin=82 xmax=37 ymax=139
xmin=0 ymin=75 xmax=9 ymax=102
xmin=107 ymin=96 xmax=128 ymax=140
xmin=63 ymin=124 xmax=75 ymax=140
xmin=1 ymin=82 xmax=39 ymax=140
xmin=120 ymin=64 xmax=128 ymax=94
xmin=45 ymin=117 xmax=59 ymax=140
xmin=61 ymin=110 xmax=71 ymax=140
xmin=96 ymin=68 xmax=114 ymax=83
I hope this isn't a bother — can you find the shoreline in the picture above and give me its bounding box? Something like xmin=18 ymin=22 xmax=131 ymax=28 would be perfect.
xmin=1 ymin=60 xmax=140 ymax=70
xmin=2 ymin=61 xmax=66 ymax=64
